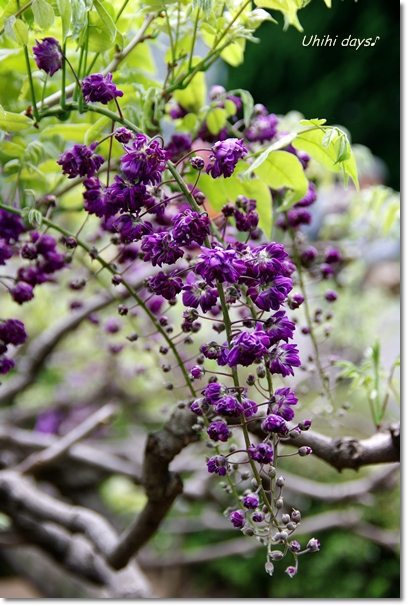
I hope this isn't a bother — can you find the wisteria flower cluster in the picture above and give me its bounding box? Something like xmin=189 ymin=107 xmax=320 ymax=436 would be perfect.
xmin=0 ymin=44 xmax=330 ymax=576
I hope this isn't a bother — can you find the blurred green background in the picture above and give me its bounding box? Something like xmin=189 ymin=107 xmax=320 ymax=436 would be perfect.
xmin=226 ymin=0 xmax=400 ymax=191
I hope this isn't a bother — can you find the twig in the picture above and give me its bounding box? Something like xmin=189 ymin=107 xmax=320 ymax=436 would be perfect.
xmin=16 ymin=404 xmax=118 ymax=475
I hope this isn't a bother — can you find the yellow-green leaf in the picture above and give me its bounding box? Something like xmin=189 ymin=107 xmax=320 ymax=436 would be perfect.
xmin=173 ymin=71 xmax=206 ymax=113
xmin=207 ymin=107 xmax=226 ymax=135
xmin=32 ymin=0 xmax=55 ymax=30
xmin=4 ymin=15 xmax=28 ymax=45
xmin=253 ymin=150 xmax=308 ymax=205
xmin=221 ymin=39 xmax=245 ymax=67
xmin=0 ymin=110 xmax=32 ymax=131
xmin=56 ymin=0 xmax=71 ymax=40
xmin=41 ymin=123 xmax=89 ymax=141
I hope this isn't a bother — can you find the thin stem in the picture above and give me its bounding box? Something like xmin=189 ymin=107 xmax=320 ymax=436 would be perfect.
xmin=24 ymin=46 xmax=40 ymax=123
xmin=188 ymin=7 xmax=200 ymax=71
xmin=289 ymin=227 xmax=335 ymax=409
xmin=211 ymin=0 xmax=251 ymax=50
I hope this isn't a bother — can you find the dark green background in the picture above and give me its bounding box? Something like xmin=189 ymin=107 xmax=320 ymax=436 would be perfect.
xmin=226 ymin=0 xmax=400 ymax=190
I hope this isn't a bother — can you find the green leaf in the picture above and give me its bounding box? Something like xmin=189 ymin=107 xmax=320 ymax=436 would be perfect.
xmin=32 ymin=0 xmax=55 ymax=30
xmin=28 ymin=208 xmax=43 ymax=227
xmin=173 ymin=71 xmax=206 ymax=114
xmin=244 ymin=133 xmax=296 ymax=175
xmin=70 ymin=0 xmax=87 ymax=41
xmin=0 ymin=140 xmax=26 ymax=157
xmin=41 ymin=123 xmax=89 ymax=141
xmin=221 ymin=39 xmax=245 ymax=67
xmin=0 ymin=0 xmax=18 ymax=25
xmin=56 ymin=0 xmax=71 ymax=40
xmin=84 ymin=116 xmax=110 ymax=145
xmin=299 ymin=118 xmax=327 ymax=127
xmin=193 ymin=0 xmax=213 ymax=18
xmin=0 ymin=108 xmax=32 ymax=131
xmin=254 ymin=0 xmax=303 ymax=31
xmin=224 ymin=99 xmax=237 ymax=118
xmin=292 ymin=127 xmax=359 ymax=189
xmin=252 ymin=150 xmax=309 ymax=207
xmin=93 ymin=0 xmax=116 ymax=39
xmin=207 ymin=107 xmax=226 ymax=135
xmin=4 ymin=15 xmax=28 ymax=45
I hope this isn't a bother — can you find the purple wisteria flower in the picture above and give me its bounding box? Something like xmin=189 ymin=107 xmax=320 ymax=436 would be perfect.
xmin=140 ymin=232 xmax=184 ymax=267
xmin=246 ymin=112 xmax=278 ymax=143
xmin=202 ymin=382 xmax=227 ymax=404
xmin=320 ymin=263 xmax=334 ymax=279
xmin=242 ymin=397 xmax=258 ymax=418
xmin=264 ymin=311 xmax=295 ymax=343
xmin=325 ymin=289 xmax=338 ymax=302
xmin=57 ymin=143 xmax=104 ymax=179
xmin=114 ymin=127 xmax=134 ymax=144
xmin=262 ymin=414 xmax=288 ymax=435
xmin=0 ymin=240 xmax=13 ymax=265
xmin=206 ymin=138 xmax=247 ymax=179
xmin=307 ymin=538 xmax=321 ymax=552
xmin=0 ymin=356 xmax=14 ymax=375
xmin=288 ymin=293 xmax=304 ymax=310
xmin=325 ymin=248 xmax=342 ymax=264
xmin=33 ymin=38 xmax=62 ymax=76
xmin=293 ymin=181 xmax=317 ymax=208
xmin=172 ymin=210 xmax=210 ymax=246
xmin=120 ymin=135 xmax=169 ymax=185
xmin=215 ymin=395 xmax=244 ymax=417
xmin=148 ymin=271 xmax=183 ymax=300
xmin=229 ymin=510 xmax=245 ymax=528
xmin=0 ymin=209 xmax=26 ymax=243
xmin=194 ymin=245 xmax=246 ymax=286
xmin=300 ymin=246 xmax=318 ymax=267
xmin=83 ymin=177 xmax=106 ymax=217
xmin=242 ymin=493 xmax=259 ymax=509
xmin=225 ymin=325 xmax=270 ymax=367
xmin=247 ymin=275 xmax=293 ymax=312
xmin=105 ymin=176 xmax=150 ymax=215
xmin=289 ymin=541 xmax=301 ymax=553
xmin=182 ymin=273 xmax=219 ymax=313
xmin=268 ymin=344 xmax=301 ymax=377
xmin=248 ymin=442 xmax=274 ymax=464
xmin=0 ymin=319 xmax=27 ymax=346
xmin=165 ymin=133 xmax=191 ymax=162
xmin=270 ymin=387 xmax=298 ymax=422
xmin=207 ymin=421 xmax=230 ymax=442
xmin=207 ymin=455 xmax=229 ymax=476
xmin=82 ymin=73 xmax=123 ymax=105
xmin=10 ymin=283 xmax=34 ymax=305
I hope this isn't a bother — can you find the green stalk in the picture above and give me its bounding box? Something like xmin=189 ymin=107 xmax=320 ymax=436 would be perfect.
xmin=24 ymin=46 xmax=40 ymax=123
xmin=217 ymin=284 xmax=273 ymax=515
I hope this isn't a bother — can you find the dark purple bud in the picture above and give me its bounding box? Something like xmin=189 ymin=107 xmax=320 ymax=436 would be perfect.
xmin=262 ymin=414 xmax=288 ymax=435
xmin=242 ymin=493 xmax=259 ymax=510
xmin=270 ymin=551 xmax=284 ymax=561
xmin=325 ymin=289 xmax=338 ymax=302
xmin=82 ymin=73 xmax=123 ymax=105
xmin=229 ymin=510 xmax=245 ymax=528
xmin=276 ymin=476 xmax=285 ymax=487
xmin=114 ymin=127 xmax=134 ymax=143
xmin=190 ymin=156 xmax=205 ymax=170
xmin=118 ymin=304 xmax=128 ymax=316
xmin=285 ymin=566 xmax=297 ymax=578
xmin=289 ymin=540 xmax=301 ymax=553
xmin=0 ymin=356 xmax=15 ymax=375
xmin=288 ymin=293 xmax=304 ymax=310
xmin=298 ymin=419 xmax=312 ymax=431
xmin=324 ymin=248 xmax=342 ymax=264
xmin=0 ymin=319 xmax=27 ymax=346
xmin=320 ymin=263 xmax=334 ymax=279
xmin=11 ymin=282 xmax=34 ymax=305
xmin=252 ymin=511 xmax=264 ymax=523
xmin=291 ymin=510 xmax=301 ymax=523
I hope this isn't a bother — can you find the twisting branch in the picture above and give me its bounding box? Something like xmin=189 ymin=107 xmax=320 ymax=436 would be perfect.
xmin=244 ymin=420 xmax=400 ymax=471
xmin=107 ymin=406 xmax=200 ymax=570
xmin=0 ymin=471 xmax=153 ymax=597
xmin=16 ymin=404 xmax=118 ymax=475
xmin=36 ymin=14 xmax=156 ymax=112
xmin=0 ymin=292 xmax=114 ymax=405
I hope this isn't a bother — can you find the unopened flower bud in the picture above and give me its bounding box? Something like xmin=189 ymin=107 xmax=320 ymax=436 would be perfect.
xmin=276 ymin=476 xmax=285 ymax=488
xmin=126 ymin=332 xmax=139 ymax=342
xmin=270 ymin=550 xmax=284 ymax=561
xmin=298 ymin=446 xmax=312 ymax=457
xmin=256 ymin=365 xmax=266 ymax=378
xmin=243 ymin=527 xmax=254 ymax=536
xmin=275 ymin=497 xmax=284 ymax=509
xmin=307 ymin=537 xmax=321 ymax=552
xmin=281 ymin=514 xmax=291 ymax=525
xmin=291 ymin=510 xmax=301 ymax=523
xmin=118 ymin=305 xmax=128 ymax=316
xmin=285 ymin=566 xmax=297 ymax=578
xmin=286 ymin=522 xmax=297 ymax=531
xmin=112 ymin=274 xmax=122 ymax=285
xmin=298 ymin=419 xmax=312 ymax=431
xmin=190 ymin=156 xmax=205 ymax=171
xmin=289 ymin=540 xmax=301 ymax=553
xmin=265 ymin=562 xmax=274 ymax=576
xmin=164 ymin=382 xmax=173 ymax=390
